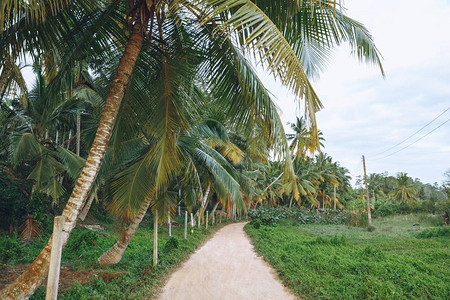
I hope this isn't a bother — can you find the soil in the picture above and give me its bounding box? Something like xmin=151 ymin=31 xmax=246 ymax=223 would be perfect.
xmin=155 ymin=222 xmax=297 ymax=300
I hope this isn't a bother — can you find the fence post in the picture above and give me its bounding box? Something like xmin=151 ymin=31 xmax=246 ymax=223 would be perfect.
xmin=184 ymin=211 xmax=187 ymax=239
xmin=46 ymin=216 xmax=65 ymax=300
xmin=168 ymin=215 xmax=171 ymax=237
xmin=190 ymin=212 xmax=194 ymax=233
xmin=206 ymin=211 xmax=209 ymax=229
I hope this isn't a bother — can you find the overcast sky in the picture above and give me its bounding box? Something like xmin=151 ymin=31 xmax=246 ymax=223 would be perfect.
xmin=260 ymin=0 xmax=450 ymax=185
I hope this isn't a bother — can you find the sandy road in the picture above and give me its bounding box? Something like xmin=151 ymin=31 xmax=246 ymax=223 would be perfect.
xmin=156 ymin=222 xmax=296 ymax=300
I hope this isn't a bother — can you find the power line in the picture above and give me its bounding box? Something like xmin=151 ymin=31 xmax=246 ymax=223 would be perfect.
xmin=369 ymin=117 xmax=450 ymax=161
xmin=368 ymin=107 xmax=450 ymax=158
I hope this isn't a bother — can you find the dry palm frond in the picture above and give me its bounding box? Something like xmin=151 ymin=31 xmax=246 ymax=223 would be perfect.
xmin=19 ymin=214 xmax=42 ymax=244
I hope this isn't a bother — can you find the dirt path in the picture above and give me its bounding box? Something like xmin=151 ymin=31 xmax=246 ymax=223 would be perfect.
xmin=156 ymin=222 xmax=296 ymax=300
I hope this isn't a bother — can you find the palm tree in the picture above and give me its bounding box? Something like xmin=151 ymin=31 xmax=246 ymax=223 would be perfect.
xmin=287 ymin=116 xmax=325 ymax=157
xmin=389 ymin=172 xmax=418 ymax=204
xmin=1 ymin=1 xmax=383 ymax=297
xmin=8 ymin=61 xmax=85 ymax=202
xmin=97 ymin=119 xmax=241 ymax=266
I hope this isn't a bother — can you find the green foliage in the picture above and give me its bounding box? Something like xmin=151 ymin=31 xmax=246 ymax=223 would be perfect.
xmin=245 ymin=215 xmax=450 ymax=300
xmin=164 ymin=236 xmax=180 ymax=252
xmin=65 ymin=228 xmax=98 ymax=255
xmin=0 ymin=171 xmax=29 ymax=230
xmin=248 ymin=207 xmax=368 ymax=227
xmin=416 ymin=227 xmax=450 ymax=238
xmin=0 ymin=232 xmax=23 ymax=264
xmin=250 ymin=218 xmax=261 ymax=229
xmin=2 ymin=215 xmax=228 ymax=299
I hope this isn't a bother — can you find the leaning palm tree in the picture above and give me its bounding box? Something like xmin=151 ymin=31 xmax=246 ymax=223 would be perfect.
xmin=1 ymin=1 xmax=383 ymax=298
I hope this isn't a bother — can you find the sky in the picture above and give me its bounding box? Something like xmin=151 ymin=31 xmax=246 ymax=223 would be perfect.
xmin=259 ymin=0 xmax=450 ymax=186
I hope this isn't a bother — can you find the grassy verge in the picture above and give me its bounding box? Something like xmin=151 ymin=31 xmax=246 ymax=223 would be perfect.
xmin=1 ymin=214 xmax=228 ymax=299
xmin=245 ymin=214 xmax=449 ymax=300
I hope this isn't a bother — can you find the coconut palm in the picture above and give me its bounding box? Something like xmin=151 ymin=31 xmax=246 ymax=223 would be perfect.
xmin=287 ymin=116 xmax=325 ymax=157
xmin=8 ymin=62 xmax=85 ymax=202
xmin=97 ymin=118 xmax=241 ymax=266
xmin=389 ymin=172 xmax=418 ymax=204
xmin=1 ymin=1 xmax=383 ymax=297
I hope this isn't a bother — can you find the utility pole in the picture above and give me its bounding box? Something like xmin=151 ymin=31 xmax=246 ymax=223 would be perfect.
xmin=362 ymin=155 xmax=372 ymax=226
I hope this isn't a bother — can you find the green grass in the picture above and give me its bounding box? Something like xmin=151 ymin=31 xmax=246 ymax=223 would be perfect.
xmin=245 ymin=214 xmax=450 ymax=300
xmin=1 ymin=215 xmax=228 ymax=299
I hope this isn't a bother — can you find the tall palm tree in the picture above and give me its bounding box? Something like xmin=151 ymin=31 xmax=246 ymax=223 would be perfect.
xmin=287 ymin=116 xmax=324 ymax=157
xmin=1 ymin=1 xmax=383 ymax=298
xmin=389 ymin=172 xmax=418 ymax=204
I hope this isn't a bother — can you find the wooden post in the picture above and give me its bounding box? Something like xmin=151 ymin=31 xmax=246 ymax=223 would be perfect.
xmin=206 ymin=211 xmax=209 ymax=229
xmin=197 ymin=214 xmax=200 ymax=229
xmin=212 ymin=212 xmax=215 ymax=224
xmin=184 ymin=211 xmax=187 ymax=239
xmin=153 ymin=210 xmax=158 ymax=267
xmin=168 ymin=215 xmax=171 ymax=237
xmin=190 ymin=212 xmax=194 ymax=233
xmin=362 ymin=155 xmax=372 ymax=227
xmin=178 ymin=205 xmax=181 ymax=217
xmin=46 ymin=216 xmax=65 ymax=300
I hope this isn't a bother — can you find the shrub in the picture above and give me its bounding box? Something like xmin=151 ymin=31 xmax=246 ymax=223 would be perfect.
xmin=0 ymin=232 xmax=23 ymax=264
xmin=250 ymin=218 xmax=261 ymax=229
xmin=416 ymin=227 xmax=450 ymax=238
xmin=164 ymin=236 xmax=180 ymax=251
xmin=248 ymin=207 xmax=369 ymax=227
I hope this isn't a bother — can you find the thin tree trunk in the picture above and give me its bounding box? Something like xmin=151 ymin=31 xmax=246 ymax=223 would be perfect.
xmin=98 ymin=194 xmax=152 ymax=266
xmin=209 ymin=201 xmax=220 ymax=222
xmin=0 ymin=20 xmax=146 ymax=299
xmin=199 ymin=183 xmax=211 ymax=224
xmin=76 ymin=110 xmax=81 ymax=156
xmin=78 ymin=193 xmax=95 ymax=221
xmin=322 ymin=193 xmax=325 ymax=209
xmin=66 ymin=130 xmax=72 ymax=150
xmin=0 ymin=66 xmax=12 ymax=97
xmin=289 ymin=196 xmax=293 ymax=208
xmin=334 ymin=185 xmax=337 ymax=210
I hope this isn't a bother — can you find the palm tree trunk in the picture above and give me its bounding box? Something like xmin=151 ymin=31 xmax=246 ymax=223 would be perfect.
xmin=0 ymin=20 xmax=146 ymax=299
xmin=98 ymin=195 xmax=153 ymax=267
xmin=334 ymin=185 xmax=337 ymax=210
xmin=66 ymin=129 xmax=72 ymax=150
xmin=199 ymin=182 xmax=211 ymax=224
xmin=78 ymin=193 xmax=95 ymax=221
xmin=209 ymin=201 xmax=220 ymax=222
xmin=76 ymin=110 xmax=81 ymax=156
xmin=0 ymin=67 xmax=12 ymax=97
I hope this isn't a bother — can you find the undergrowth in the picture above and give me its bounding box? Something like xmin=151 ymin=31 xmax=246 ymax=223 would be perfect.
xmin=1 ymin=214 xmax=227 ymax=299
xmin=245 ymin=215 xmax=450 ymax=300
